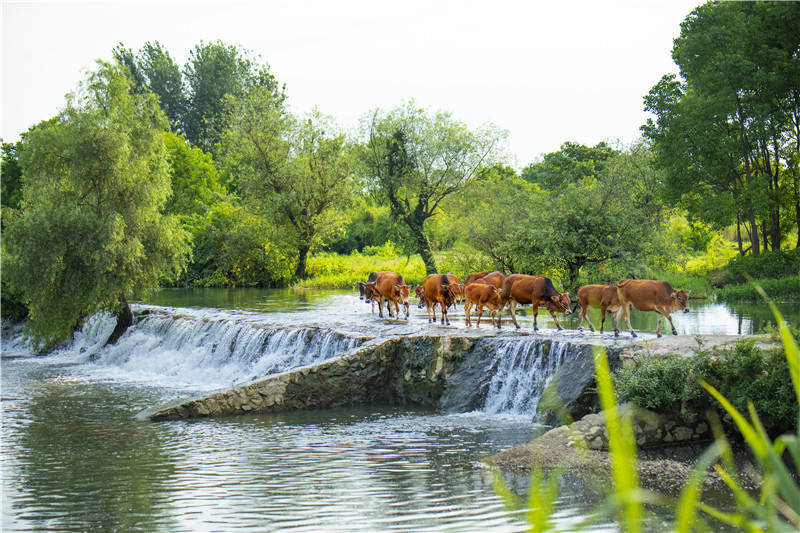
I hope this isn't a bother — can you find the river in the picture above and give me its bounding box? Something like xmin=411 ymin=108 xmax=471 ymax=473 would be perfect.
xmin=2 ymin=289 xmax=796 ymax=531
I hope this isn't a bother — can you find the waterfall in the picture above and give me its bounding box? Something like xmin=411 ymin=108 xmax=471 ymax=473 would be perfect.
xmin=1 ymin=306 xmax=366 ymax=391
xmin=480 ymin=337 xmax=577 ymax=416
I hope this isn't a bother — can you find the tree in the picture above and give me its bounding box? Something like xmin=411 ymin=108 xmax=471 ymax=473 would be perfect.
xmin=220 ymin=89 xmax=354 ymax=279
xmin=162 ymin=132 xmax=226 ymax=221
xmin=1 ymin=141 xmax=24 ymax=211
xmin=474 ymin=144 xmax=663 ymax=289
xmin=520 ymin=141 xmax=617 ymax=189
xmin=360 ymin=102 xmax=506 ymax=274
xmin=644 ymin=2 xmax=800 ymax=255
xmin=183 ymin=41 xmax=283 ymax=153
xmin=2 ymin=62 xmax=190 ymax=349
xmin=113 ymin=41 xmax=186 ymax=133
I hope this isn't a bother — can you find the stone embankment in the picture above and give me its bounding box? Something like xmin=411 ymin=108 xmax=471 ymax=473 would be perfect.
xmin=138 ymin=334 xmax=477 ymax=421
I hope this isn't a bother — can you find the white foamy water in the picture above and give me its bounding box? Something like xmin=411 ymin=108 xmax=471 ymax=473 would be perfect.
xmin=482 ymin=338 xmax=575 ymax=416
xmin=2 ymin=306 xmax=365 ymax=391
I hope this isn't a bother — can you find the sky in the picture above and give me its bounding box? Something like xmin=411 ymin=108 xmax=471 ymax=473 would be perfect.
xmin=2 ymin=0 xmax=703 ymax=168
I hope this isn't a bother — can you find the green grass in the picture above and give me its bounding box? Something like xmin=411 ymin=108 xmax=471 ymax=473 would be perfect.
xmin=298 ymin=249 xmax=427 ymax=289
xmin=715 ymin=275 xmax=800 ymax=303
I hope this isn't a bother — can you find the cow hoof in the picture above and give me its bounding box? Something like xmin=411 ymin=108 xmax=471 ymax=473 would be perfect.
xmin=672 ymin=331 xmax=678 ymax=336
xmin=631 ymin=332 xmax=638 ymax=338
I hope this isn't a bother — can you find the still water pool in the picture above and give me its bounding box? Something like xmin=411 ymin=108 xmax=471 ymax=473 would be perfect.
xmin=2 ymin=289 xmax=796 ymax=531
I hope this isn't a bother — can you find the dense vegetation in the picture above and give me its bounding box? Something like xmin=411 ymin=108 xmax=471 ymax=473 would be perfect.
xmin=613 ymin=339 xmax=799 ymax=435
xmin=2 ymin=2 xmax=799 ymax=346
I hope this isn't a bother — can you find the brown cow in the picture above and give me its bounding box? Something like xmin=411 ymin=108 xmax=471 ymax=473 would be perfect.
xmin=463 ymin=282 xmax=503 ymax=328
xmin=576 ymin=284 xmax=621 ymax=334
xmin=444 ymin=272 xmax=462 ymax=306
xmin=615 ymin=279 xmax=690 ymax=337
xmin=422 ymin=273 xmax=459 ymax=325
xmin=500 ymin=274 xmax=571 ymax=331
xmin=414 ymin=284 xmax=426 ymax=309
xmin=358 ymin=271 xmax=392 ymax=315
xmin=363 ymin=272 xmax=411 ymax=319
xmin=463 ymin=271 xmax=490 ymax=285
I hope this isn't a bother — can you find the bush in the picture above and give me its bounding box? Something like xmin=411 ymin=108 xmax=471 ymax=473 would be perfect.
xmin=613 ymin=340 xmax=798 ymax=435
xmin=718 ymin=248 xmax=800 ymax=286
xmin=715 ymin=275 xmax=800 ymax=302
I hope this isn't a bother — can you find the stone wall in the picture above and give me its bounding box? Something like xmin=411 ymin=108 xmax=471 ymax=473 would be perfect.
xmin=138 ymin=334 xmax=476 ymax=421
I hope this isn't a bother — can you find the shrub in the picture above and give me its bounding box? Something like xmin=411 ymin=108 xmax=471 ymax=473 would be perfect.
xmin=613 ymin=340 xmax=798 ymax=435
xmin=718 ymin=248 xmax=800 ymax=286
xmin=715 ymin=275 xmax=800 ymax=302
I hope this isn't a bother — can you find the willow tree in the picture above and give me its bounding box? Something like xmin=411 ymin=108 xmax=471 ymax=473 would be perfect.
xmin=360 ymin=102 xmax=506 ymax=274
xmin=3 ymin=62 xmax=190 ymax=349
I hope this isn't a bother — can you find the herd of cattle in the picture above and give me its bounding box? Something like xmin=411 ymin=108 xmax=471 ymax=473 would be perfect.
xmin=357 ymin=270 xmax=691 ymax=338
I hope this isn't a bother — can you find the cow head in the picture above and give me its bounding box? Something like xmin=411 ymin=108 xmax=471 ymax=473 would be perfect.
xmin=397 ymin=284 xmax=411 ymax=317
xmin=362 ymin=282 xmax=377 ymax=303
xmin=357 ymin=281 xmax=366 ymax=300
xmin=672 ymin=289 xmax=691 ymax=313
xmin=548 ymin=292 xmax=571 ymax=314
xmin=489 ymin=287 xmax=503 ymax=307
xmin=414 ymin=284 xmax=425 ymax=309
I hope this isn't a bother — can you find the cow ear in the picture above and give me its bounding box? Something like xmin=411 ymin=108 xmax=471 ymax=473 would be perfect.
xmin=671 ymin=291 xmax=678 ymax=298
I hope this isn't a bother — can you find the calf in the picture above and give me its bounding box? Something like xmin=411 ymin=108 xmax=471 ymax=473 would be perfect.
xmin=463 ymin=282 xmax=503 ymax=328
xmin=576 ymin=284 xmax=621 ymax=335
xmin=500 ymin=274 xmax=571 ymax=331
xmin=422 ymin=273 xmax=458 ymax=325
xmin=615 ymin=279 xmax=690 ymax=337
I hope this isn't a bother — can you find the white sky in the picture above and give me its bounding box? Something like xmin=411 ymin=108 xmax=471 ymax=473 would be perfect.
xmin=2 ymin=0 xmax=701 ymax=168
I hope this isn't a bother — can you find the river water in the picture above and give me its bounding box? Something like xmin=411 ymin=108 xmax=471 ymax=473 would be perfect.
xmin=2 ymin=289 xmax=796 ymax=531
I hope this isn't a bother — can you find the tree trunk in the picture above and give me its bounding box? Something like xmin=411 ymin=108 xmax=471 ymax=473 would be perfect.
xmin=407 ymin=220 xmax=437 ymax=274
xmin=295 ymin=244 xmax=310 ymax=279
xmin=736 ymin=213 xmax=744 ymax=255
xmin=105 ymin=299 xmax=132 ymax=346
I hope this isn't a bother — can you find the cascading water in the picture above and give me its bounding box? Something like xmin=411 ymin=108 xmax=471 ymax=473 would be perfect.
xmin=2 ymin=305 xmax=366 ymax=391
xmin=481 ymin=337 xmax=574 ymax=416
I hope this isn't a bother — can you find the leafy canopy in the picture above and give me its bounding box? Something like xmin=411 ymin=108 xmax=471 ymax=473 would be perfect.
xmin=3 ymin=62 xmax=190 ymax=348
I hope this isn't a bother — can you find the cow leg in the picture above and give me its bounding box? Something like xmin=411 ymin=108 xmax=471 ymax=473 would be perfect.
xmin=655 ymin=313 xmax=664 ymax=337
xmin=616 ymin=304 xmax=636 ymax=337
xmin=442 ymin=301 xmax=450 ymax=325
xmin=509 ymin=300 xmax=521 ymax=329
xmin=476 ymin=306 xmax=483 ymax=328
xmin=394 ymin=300 xmax=400 ymax=319
xmin=579 ymin=305 xmax=596 ymax=332
xmin=549 ymin=309 xmax=563 ymax=330
xmin=664 ymin=311 xmax=678 ymax=336
xmin=532 ymin=308 xmax=539 ymax=332
xmin=377 ymin=298 xmax=384 ymax=318
xmin=464 ymin=300 xmax=472 ymax=327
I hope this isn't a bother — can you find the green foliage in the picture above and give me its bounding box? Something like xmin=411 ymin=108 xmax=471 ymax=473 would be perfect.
xmin=1 ymin=141 xmax=24 ymax=211
xmin=480 ymin=143 xmax=664 ymax=289
xmin=2 ymin=63 xmax=190 ymax=348
xmin=520 ymin=140 xmax=618 ymax=189
xmin=185 ymin=201 xmax=293 ymax=287
xmin=614 ymin=341 xmax=798 ymax=435
xmin=162 ymin=132 xmax=226 ymax=220
xmin=221 ymin=99 xmax=355 ymax=279
xmin=113 ymin=41 xmax=185 ymax=132
xmin=643 ymin=2 xmax=800 ymax=254
xmin=183 ymin=41 xmax=283 ymax=153
xmin=715 ymin=275 xmax=800 ymax=303
xmin=300 ymin=249 xmax=426 ymax=289
xmin=359 ymin=101 xmax=507 ymax=274
xmin=717 ymin=248 xmax=800 ymax=286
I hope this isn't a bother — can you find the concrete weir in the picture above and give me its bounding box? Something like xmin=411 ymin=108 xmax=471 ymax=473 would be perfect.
xmin=137 ymin=332 xmax=761 ymax=422
xmin=137 ymin=334 xmax=477 ymax=421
